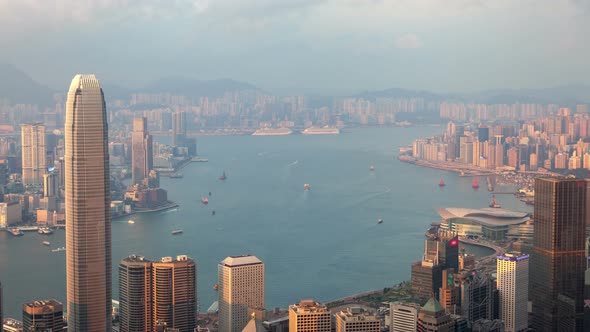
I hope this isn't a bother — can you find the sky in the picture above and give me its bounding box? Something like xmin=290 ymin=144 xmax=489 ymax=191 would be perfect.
xmin=0 ymin=0 xmax=589 ymax=94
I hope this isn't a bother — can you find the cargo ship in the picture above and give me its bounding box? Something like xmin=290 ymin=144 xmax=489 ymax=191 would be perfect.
xmin=252 ymin=127 xmax=293 ymax=136
xmin=301 ymin=126 xmax=340 ymax=135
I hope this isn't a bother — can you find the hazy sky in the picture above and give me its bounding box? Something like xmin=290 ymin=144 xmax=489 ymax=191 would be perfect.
xmin=0 ymin=0 xmax=589 ymax=94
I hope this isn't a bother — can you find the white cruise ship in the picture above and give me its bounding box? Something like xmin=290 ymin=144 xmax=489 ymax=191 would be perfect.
xmin=252 ymin=127 xmax=293 ymax=136
xmin=301 ymin=126 xmax=340 ymax=135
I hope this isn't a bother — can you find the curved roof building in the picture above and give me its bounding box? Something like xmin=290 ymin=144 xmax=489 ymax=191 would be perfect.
xmin=435 ymin=207 xmax=530 ymax=240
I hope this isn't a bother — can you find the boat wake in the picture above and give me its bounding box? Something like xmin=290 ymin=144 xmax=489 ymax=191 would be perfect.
xmin=161 ymin=208 xmax=179 ymax=213
xmin=288 ymin=160 xmax=299 ymax=167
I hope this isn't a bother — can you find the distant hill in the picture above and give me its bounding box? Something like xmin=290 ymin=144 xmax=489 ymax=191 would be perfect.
xmin=357 ymin=87 xmax=442 ymax=101
xmin=140 ymin=77 xmax=259 ymax=98
xmin=0 ymin=64 xmax=55 ymax=106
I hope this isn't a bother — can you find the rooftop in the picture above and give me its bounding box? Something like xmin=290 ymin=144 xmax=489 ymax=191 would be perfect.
xmin=422 ymin=298 xmax=444 ymax=314
xmin=220 ymin=255 xmax=263 ymax=267
xmin=336 ymin=307 xmax=378 ymax=322
xmin=435 ymin=207 xmax=529 ymax=227
xmin=289 ymin=299 xmax=328 ymax=314
xmin=23 ymin=299 xmax=62 ymax=309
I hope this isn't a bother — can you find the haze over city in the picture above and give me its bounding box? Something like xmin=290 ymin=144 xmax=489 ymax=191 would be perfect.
xmin=1 ymin=0 xmax=590 ymax=93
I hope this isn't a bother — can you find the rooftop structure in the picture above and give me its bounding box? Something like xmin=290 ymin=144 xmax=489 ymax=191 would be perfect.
xmin=334 ymin=307 xmax=380 ymax=332
xmin=288 ymin=300 xmax=331 ymax=332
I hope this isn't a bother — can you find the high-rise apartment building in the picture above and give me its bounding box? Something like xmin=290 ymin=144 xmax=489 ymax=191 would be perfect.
xmin=531 ymin=178 xmax=587 ymax=331
xmin=131 ymin=117 xmax=153 ymax=185
xmin=334 ymin=307 xmax=380 ymax=332
xmin=390 ymin=302 xmax=420 ymax=332
xmin=417 ymin=298 xmax=455 ymax=332
xmin=119 ymin=255 xmax=153 ymax=332
xmin=65 ymin=74 xmax=112 ymax=331
xmin=21 ymin=123 xmax=46 ymax=186
xmin=152 ymin=255 xmax=197 ymax=332
xmin=288 ymin=300 xmax=331 ymax=332
xmin=22 ymin=299 xmax=65 ymax=332
xmin=172 ymin=112 xmax=186 ymax=146
xmin=496 ymin=252 xmax=529 ymax=332
xmin=218 ymin=255 xmax=265 ymax=332
xmin=43 ymin=171 xmax=58 ymax=198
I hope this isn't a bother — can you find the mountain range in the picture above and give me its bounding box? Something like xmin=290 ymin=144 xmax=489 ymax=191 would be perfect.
xmin=0 ymin=63 xmax=589 ymax=107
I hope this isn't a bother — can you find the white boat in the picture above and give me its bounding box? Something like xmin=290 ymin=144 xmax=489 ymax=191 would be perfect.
xmin=128 ymin=220 xmax=135 ymax=224
xmin=171 ymin=229 xmax=183 ymax=235
xmin=51 ymin=247 xmax=65 ymax=252
xmin=42 ymin=241 xmax=51 ymax=246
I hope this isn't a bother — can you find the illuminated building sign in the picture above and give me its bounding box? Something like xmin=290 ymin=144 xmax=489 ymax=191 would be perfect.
xmin=497 ymin=254 xmax=529 ymax=261
xmin=449 ymin=238 xmax=459 ymax=247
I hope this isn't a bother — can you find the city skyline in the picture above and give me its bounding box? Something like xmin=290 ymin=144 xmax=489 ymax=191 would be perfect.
xmin=0 ymin=1 xmax=590 ymax=93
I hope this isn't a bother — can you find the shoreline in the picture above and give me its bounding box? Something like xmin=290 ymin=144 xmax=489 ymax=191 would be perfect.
xmin=112 ymin=201 xmax=179 ymax=220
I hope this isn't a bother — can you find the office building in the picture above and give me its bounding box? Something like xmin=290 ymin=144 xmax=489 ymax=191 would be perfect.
xmin=531 ymin=178 xmax=587 ymax=331
xmin=152 ymin=255 xmax=197 ymax=332
xmin=496 ymin=252 xmax=529 ymax=332
xmin=43 ymin=171 xmax=58 ymax=198
xmin=456 ymin=271 xmax=495 ymax=324
xmin=417 ymin=298 xmax=455 ymax=332
xmin=131 ymin=117 xmax=153 ymax=185
xmin=439 ymin=269 xmax=459 ymax=314
xmin=241 ymin=313 xmax=268 ymax=332
xmin=411 ymin=261 xmax=442 ymax=299
xmin=334 ymin=307 xmax=380 ymax=332
xmin=471 ymin=319 xmax=504 ymax=332
xmin=22 ymin=299 xmax=65 ymax=332
xmin=218 ymin=255 xmax=265 ymax=332
xmin=172 ymin=112 xmax=186 ymax=146
xmin=390 ymin=302 xmax=420 ymax=332
xmin=288 ymin=300 xmax=331 ymax=332
xmin=21 ymin=123 xmax=46 ymax=186
xmin=119 ymin=255 xmax=153 ymax=332
xmin=65 ymin=74 xmax=112 ymax=331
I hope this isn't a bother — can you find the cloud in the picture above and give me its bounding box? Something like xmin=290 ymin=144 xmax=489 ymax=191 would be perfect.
xmin=395 ymin=34 xmax=422 ymax=49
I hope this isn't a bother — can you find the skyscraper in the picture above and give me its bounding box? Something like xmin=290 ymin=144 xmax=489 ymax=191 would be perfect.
xmin=22 ymin=299 xmax=65 ymax=332
xmin=288 ymin=300 xmax=331 ymax=332
xmin=390 ymin=302 xmax=420 ymax=332
xmin=334 ymin=307 xmax=380 ymax=332
xmin=172 ymin=112 xmax=186 ymax=146
xmin=21 ymin=123 xmax=46 ymax=186
xmin=131 ymin=117 xmax=153 ymax=185
xmin=152 ymin=255 xmax=197 ymax=332
xmin=218 ymin=255 xmax=265 ymax=332
xmin=119 ymin=255 xmax=153 ymax=332
xmin=43 ymin=171 xmax=58 ymax=198
xmin=65 ymin=74 xmax=111 ymax=331
xmin=496 ymin=252 xmax=529 ymax=332
xmin=417 ymin=298 xmax=455 ymax=332
xmin=531 ymin=178 xmax=587 ymax=331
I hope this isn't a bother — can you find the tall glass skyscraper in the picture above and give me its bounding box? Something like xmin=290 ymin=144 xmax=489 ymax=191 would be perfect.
xmin=65 ymin=75 xmax=111 ymax=331
xmin=531 ymin=178 xmax=587 ymax=331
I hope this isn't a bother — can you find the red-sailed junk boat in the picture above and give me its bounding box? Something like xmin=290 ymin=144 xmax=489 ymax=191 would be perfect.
xmin=472 ymin=176 xmax=479 ymax=189
xmin=439 ymin=178 xmax=445 ymax=187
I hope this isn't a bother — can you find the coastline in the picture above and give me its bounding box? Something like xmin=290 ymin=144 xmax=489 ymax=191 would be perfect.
xmin=112 ymin=200 xmax=179 ymax=220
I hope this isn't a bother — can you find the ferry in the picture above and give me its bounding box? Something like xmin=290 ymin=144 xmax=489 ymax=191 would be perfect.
xmin=42 ymin=241 xmax=51 ymax=246
xmin=472 ymin=176 xmax=479 ymax=189
xmin=370 ymin=165 xmax=375 ymax=171
xmin=219 ymin=171 xmax=227 ymax=181
xmin=128 ymin=220 xmax=135 ymax=224
xmin=8 ymin=228 xmax=23 ymax=236
xmin=171 ymin=230 xmax=183 ymax=235
xmin=201 ymin=197 xmax=209 ymax=204
xmin=169 ymin=172 xmax=183 ymax=179
xmin=38 ymin=227 xmax=54 ymax=235
xmin=439 ymin=178 xmax=445 ymax=187
xmin=51 ymin=247 xmax=66 ymax=252
xmin=304 ymin=184 xmax=311 ymax=191
xmin=378 ymin=218 xmax=383 ymax=224
xmin=489 ymin=195 xmax=501 ymax=208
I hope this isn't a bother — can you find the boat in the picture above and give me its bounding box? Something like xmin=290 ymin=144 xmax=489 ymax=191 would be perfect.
xmin=8 ymin=228 xmax=23 ymax=236
xmin=171 ymin=230 xmax=183 ymax=235
xmin=304 ymin=183 xmax=311 ymax=191
xmin=214 ymin=283 xmax=219 ymax=291
xmin=439 ymin=178 xmax=445 ymax=187
xmin=209 ymin=191 xmax=212 ymax=196
xmin=201 ymin=197 xmax=209 ymax=204
xmin=219 ymin=171 xmax=227 ymax=181
xmin=370 ymin=165 xmax=375 ymax=171
xmin=37 ymin=227 xmax=53 ymax=235
xmin=51 ymin=247 xmax=65 ymax=252
xmin=212 ymin=210 xmax=216 ymax=216
xmin=489 ymin=195 xmax=501 ymax=208
xmin=472 ymin=176 xmax=479 ymax=189
xmin=378 ymin=218 xmax=383 ymax=224
xmin=42 ymin=241 xmax=51 ymax=246
xmin=169 ymin=172 xmax=183 ymax=179
xmin=128 ymin=220 xmax=135 ymax=224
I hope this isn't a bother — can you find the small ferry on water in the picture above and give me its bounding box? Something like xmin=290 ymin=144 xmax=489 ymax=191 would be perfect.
xmin=42 ymin=241 xmax=51 ymax=246
xmin=8 ymin=228 xmax=23 ymax=236
xmin=370 ymin=165 xmax=375 ymax=171
xmin=378 ymin=218 xmax=383 ymax=224
xmin=171 ymin=230 xmax=183 ymax=235
xmin=201 ymin=197 xmax=209 ymax=204
xmin=52 ymin=247 xmax=65 ymax=252
xmin=38 ymin=227 xmax=54 ymax=235
xmin=304 ymin=184 xmax=311 ymax=191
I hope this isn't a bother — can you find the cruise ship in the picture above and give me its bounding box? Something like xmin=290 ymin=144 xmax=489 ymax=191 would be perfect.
xmin=301 ymin=126 xmax=340 ymax=135
xmin=252 ymin=127 xmax=293 ymax=136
